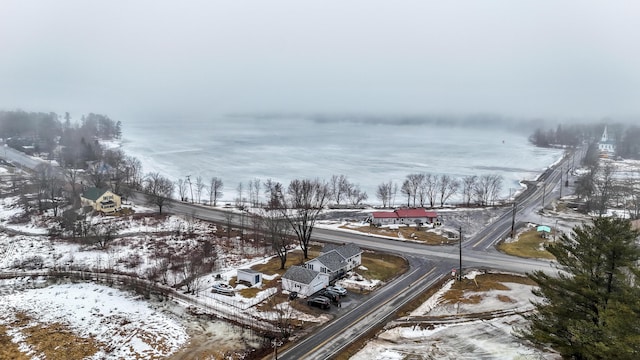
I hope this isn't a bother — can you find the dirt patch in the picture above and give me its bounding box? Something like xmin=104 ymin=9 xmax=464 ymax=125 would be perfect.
xmin=442 ymin=273 xmax=536 ymax=304
xmin=23 ymin=322 xmax=102 ymax=359
xmin=5 ymin=312 xmax=102 ymax=360
xmin=498 ymin=228 xmax=555 ymax=259
xmin=358 ymin=251 xmax=408 ymax=283
xmin=0 ymin=324 xmax=30 ymax=360
xmin=340 ymin=224 xmax=453 ymax=245
xmin=497 ymin=294 xmax=515 ymax=303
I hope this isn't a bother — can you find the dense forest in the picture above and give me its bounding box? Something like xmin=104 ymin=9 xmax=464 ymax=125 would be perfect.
xmin=529 ymin=122 xmax=640 ymax=160
xmin=0 ymin=110 xmax=122 ymax=166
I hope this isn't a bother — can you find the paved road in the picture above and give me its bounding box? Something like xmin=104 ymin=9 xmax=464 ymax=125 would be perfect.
xmin=277 ymin=149 xmax=580 ymax=359
xmin=4 ymin=145 xmax=581 ymax=359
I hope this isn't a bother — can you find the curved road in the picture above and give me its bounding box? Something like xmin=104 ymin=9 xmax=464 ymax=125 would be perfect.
xmin=3 ymin=145 xmax=579 ymax=359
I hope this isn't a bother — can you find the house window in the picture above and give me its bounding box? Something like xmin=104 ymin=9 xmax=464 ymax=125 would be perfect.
xmin=308 ymin=264 xmax=314 ymax=271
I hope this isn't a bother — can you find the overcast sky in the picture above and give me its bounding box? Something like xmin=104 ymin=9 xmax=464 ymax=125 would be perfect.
xmin=1 ymin=1 xmax=639 ymax=120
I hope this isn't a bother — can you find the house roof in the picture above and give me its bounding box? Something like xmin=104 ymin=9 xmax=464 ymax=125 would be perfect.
xmin=237 ymin=268 xmax=261 ymax=275
xmin=313 ymin=250 xmax=347 ymax=272
xmin=81 ymin=187 xmax=110 ymax=201
xmin=282 ymin=266 xmax=319 ymax=284
xmin=372 ymin=208 xmax=438 ymax=219
xmin=334 ymin=243 xmax=362 ymax=259
xmin=372 ymin=211 xmax=398 ymax=219
xmin=320 ymin=243 xmax=341 ymax=254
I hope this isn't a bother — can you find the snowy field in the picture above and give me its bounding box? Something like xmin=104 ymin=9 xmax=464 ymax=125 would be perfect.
xmin=0 ymin=281 xmax=188 ymax=359
xmin=352 ymin=272 xmax=558 ymax=360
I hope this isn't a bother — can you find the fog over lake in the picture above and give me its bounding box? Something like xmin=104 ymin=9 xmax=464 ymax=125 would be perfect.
xmin=1 ymin=1 xmax=639 ymax=119
xmin=1 ymin=1 xmax=637 ymax=203
xmin=120 ymin=115 xmax=563 ymax=204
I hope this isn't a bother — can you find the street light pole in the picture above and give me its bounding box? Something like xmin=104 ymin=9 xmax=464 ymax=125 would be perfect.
xmin=458 ymin=226 xmax=462 ymax=281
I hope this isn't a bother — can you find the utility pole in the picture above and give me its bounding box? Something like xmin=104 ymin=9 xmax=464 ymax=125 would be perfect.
xmin=510 ymin=202 xmax=516 ymax=238
xmin=186 ymin=175 xmax=194 ymax=204
xmin=559 ymin=168 xmax=563 ymax=199
xmin=541 ymin=181 xmax=546 ymax=212
xmin=458 ymin=226 xmax=462 ymax=281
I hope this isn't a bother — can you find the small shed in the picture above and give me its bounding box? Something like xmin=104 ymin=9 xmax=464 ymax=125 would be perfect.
xmin=237 ymin=268 xmax=262 ymax=286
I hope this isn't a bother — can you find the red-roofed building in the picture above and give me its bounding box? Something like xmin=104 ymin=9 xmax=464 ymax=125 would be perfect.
xmin=371 ymin=208 xmax=438 ymax=226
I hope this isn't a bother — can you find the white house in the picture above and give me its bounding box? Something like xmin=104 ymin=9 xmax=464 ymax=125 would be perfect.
xmin=281 ymin=266 xmax=329 ymax=297
xmin=282 ymin=243 xmax=363 ymax=296
xmin=237 ymin=268 xmax=262 ymax=286
xmin=304 ymin=243 xmax=363 ymax=281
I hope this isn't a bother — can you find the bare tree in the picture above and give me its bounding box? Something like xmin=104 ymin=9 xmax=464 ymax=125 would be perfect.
xmin=195 ymin=175 xmax=205 ymax=204
xmin=103 ymin=149 xmax=127 ymax=195
xmin=64 ymin=166 xmax=82 ymax=208
xmin=248 ymin=178 xmax=261 ymax=207
xmin=278 ymin=178 xmax=330 ymax=259
xmin=461 ymin=175 xmax=477 ymax=206
xmin=123 ymin=155 xmax=143 ymax=189
xmin=405 ymin=173 xmax=423 ymax=207
xmin=330 ymin=174 xmax=350 ymax=205
xmin=438 ymin=174 xmax=460 ymax=207
xmin=267 ymin=294 xmax=295 ymax=341
xmin=143 ymin=172 xmax=174 ymax=213
xmin=236 ymin=181 xmax=245 ymax=209
xmin=86 ymin=162 xmax=109 ymax=189
xmin=261 ymin=209 xmax=292 ymax=269
xmin=347 ymin=184 xmax=368 ymax=206
xmin=423 ymin=173 xmax=438 ymax=208
xmin=594 ymin=162 xmax=616 ymax=216
xmin=88 ymin=220 xmax=120 ymax=249
xmin=34 ymin=163 xmax=62 ymax=215
xmin=488 ymin=174 xmax=503 ymax=205
xmin=207 ymin=176 xmax=224 ymax=207
xmin=401 ymin=179 xmax=412 ymax=207
xmin=474 ymin=174 xmax=503 ymax=206
xmin=176 ymin=178 xmax=188 ymax=202
xmin=376 ymin=181 xmax=393 ymax=208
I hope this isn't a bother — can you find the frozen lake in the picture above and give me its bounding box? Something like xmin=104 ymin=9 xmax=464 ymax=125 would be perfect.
xmin=121 ymin=115 xmax=564 ymax=205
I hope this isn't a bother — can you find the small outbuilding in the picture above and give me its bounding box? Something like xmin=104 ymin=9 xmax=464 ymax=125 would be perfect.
xmin=237 ymin=268 xmax=262 ymax=286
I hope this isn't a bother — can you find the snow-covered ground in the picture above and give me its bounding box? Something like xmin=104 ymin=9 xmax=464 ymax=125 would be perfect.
xmin=352 ymin=272 xmax=557 ymax=360
xmin=0 ymin=191 xmax=276 ymax=358
xmin=0 ymin=281 xmax=188 ymax=359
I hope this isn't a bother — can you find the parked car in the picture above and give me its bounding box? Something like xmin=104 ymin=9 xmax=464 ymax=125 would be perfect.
xmin=307 ymin=296 xmax=331 ymax=309
xmin=327 ymin=285 xmax=347 ymax=296
xmin=319 ymin=289 xmax=341 ymax=302
xmin=212 ymin=283 xmax=234 ymax=296
xmin=288 ymin=291 xmax=298 ymax=300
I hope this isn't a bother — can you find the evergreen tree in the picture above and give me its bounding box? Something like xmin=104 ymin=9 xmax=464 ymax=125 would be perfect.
xmin=520 ymin=217 xmax=640 ymax=359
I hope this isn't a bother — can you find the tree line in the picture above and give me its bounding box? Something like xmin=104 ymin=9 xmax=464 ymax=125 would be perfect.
xmin=573 ymin=143 xmax=640 ymax=219
xmin=1 ymin=110 xmax=122 ymax=164
xmin=529 ymin=122 xmax=640 ymax=160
